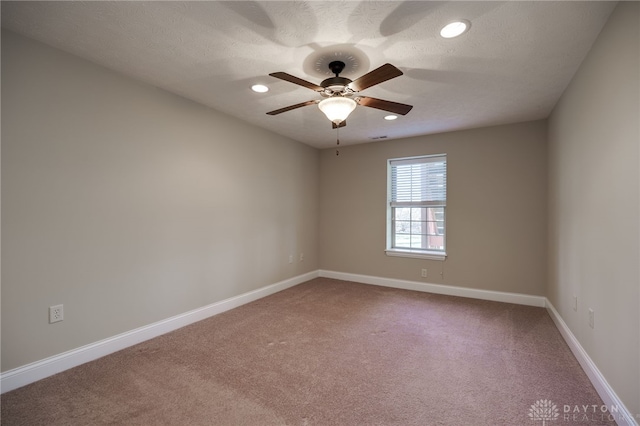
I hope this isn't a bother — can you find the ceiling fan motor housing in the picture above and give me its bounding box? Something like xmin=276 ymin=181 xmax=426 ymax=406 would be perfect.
xmin=320 ymin=77 xmax=353 ymax=95
xmin=320 ymin=61 xmax=353 ymax=95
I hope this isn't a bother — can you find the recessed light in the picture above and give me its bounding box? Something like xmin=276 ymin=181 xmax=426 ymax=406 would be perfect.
xmin=251 ymin=84 xmax=269 ymax=93
xmin=384 ymin=115 xmax=398 ymax=121
xmin=440 ymin=20 xmax=470 ymax=39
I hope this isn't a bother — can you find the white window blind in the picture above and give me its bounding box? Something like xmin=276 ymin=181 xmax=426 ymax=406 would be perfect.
xmin=390 ymin=156 xmax=447 ymax=207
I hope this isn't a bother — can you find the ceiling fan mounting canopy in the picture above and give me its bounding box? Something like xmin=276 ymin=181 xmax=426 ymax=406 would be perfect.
xmin=266 ymin=59 xmax=413 ymax=127
xmin=328 ymin=60 xmax=346 ymax=76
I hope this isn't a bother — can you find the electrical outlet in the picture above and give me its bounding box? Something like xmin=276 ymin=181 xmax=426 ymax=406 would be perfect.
xmin=421 ymin=269 xmax=427 ymax=278
xmin=588 ymin=308 xmax=594 ymax=329
xmin=288 ymin=254 xmax=293 ymax=264
xmin=299 ymin=253 xmax=304 ymax=262
xmin=49 ymin=305 xmax=64 ymax=324
xmin=573 ymin=296 xmax=578 ymax=311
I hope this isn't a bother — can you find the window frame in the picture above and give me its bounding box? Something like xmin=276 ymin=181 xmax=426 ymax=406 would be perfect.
xmin=386 ymin=154 xmax=447 ymax=261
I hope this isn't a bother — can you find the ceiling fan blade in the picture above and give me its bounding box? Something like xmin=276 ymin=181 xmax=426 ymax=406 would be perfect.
xmin=357 ymin=96 xmax=413 ymax=115
xmin=347 ymin=63 xmax=403 ymax=92
xmin=266 ymin=100 xmax=318 ymax=115
xmin=332 ymin=120 xmax=347 ymax=129
xmin=269 ymin=72 xmax=324 ymax=92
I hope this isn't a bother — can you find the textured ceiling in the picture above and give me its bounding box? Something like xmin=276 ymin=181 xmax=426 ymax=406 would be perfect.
xmin=1 ymin=1 xmax=617 ymax=149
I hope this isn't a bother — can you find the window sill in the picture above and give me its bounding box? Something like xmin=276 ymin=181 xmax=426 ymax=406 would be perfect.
xmin=385 ymin=249 xmax=447 ymax=261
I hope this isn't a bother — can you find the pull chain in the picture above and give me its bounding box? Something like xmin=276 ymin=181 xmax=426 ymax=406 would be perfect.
xmin=336 ymin=125 xmax=340 ymax=156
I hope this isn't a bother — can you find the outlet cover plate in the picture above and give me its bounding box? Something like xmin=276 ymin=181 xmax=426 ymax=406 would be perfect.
xmin=49 ymin=304 xmax=64 ymax=323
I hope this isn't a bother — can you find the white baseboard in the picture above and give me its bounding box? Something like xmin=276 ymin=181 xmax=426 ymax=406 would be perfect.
xmin=0 ymin=271 xmax=319 ymax=394
xmin=319 ymin=270 xmax=547 ymax=307
xmin=545 ymin=301 xmax=637 ymax=426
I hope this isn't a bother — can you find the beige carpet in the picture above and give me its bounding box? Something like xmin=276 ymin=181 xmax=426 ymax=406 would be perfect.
xmin=1 ymin=278 xmax=615 ymax=425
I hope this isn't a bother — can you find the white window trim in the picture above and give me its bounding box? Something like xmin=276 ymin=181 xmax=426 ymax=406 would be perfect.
xmin=386 ymin=154 xmax=447 ymax=259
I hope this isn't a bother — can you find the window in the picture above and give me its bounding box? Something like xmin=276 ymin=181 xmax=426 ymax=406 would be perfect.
xmin=387 ymin=154 xmax=447 ymax=260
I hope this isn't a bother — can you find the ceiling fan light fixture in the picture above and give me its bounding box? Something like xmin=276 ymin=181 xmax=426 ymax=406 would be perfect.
xmin=384 ymin=115 xmax=398 ymax=120
xmin=440 ymin=20 xmax=470 ymax=38
xmin=318 ymin=97 xmax=357 ymax=124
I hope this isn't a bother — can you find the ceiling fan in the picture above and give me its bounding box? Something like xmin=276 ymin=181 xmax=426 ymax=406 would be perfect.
xmin=266 ymin=61 xmax=413 ymax=128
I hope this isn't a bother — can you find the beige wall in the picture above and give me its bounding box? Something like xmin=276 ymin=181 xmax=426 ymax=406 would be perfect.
xmin=319 ymin=120 xmax=548 ymax=296
xmin=1 ymin=30 xmax=319 ymax=371
xmin=548 ymin=1 xmax=639 ymax=417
